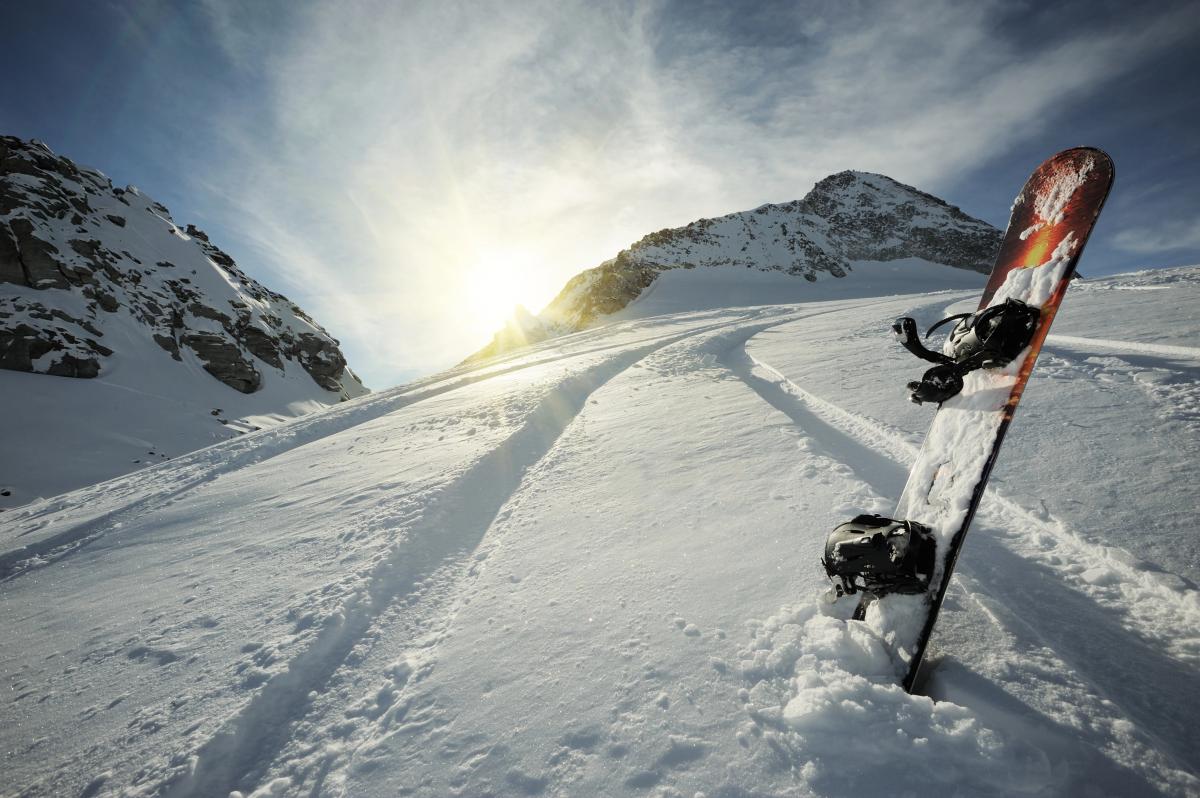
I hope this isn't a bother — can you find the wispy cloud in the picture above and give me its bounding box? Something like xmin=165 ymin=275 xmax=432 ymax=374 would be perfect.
xmin=1113 ymin=219 xmax=1200 ymax=255
xmin=186 ymin=0 xmax=1199 ymax=385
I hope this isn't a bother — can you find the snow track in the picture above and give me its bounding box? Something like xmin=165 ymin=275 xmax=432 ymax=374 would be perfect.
xmin=159 ymin=312 xmax=810 ymax=797
xmin=0 ymin=316 xmax=740 ymax=582
xmin=741 ymin=333 xmax=1200 ymax=666
xmin=1046 ymin=334 xmax=1200 ymax=361
xmin=220 ymin=312 xmax=858 ymax=797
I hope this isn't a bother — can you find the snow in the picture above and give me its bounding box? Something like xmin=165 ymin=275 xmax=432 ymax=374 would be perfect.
xmin=0 ymin=328 xmax=351 ymax=510
xmin=612 ymin=258 xmax=985 ymax=320
xmin=2 ymin=264 xmax=1199 ymax=796
xmin=1019 ymin=155 xmax=1096 ymax=241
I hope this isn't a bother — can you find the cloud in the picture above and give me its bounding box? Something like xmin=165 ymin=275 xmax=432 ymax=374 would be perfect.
xmin=186 ymin=0 xmax=1199 ymax=386
xmin=1113 ymin=219 xmax=1200 ymax=255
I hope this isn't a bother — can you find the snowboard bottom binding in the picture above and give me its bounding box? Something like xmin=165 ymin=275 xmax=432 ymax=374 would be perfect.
xmin=894 ymin=299 xmax=1041 ymax=404
xmin=822 ymin=514 xmax=936 ymax=600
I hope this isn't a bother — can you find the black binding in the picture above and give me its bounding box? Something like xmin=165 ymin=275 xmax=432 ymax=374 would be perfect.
xmin=822 ymin=514 xmax=937 ymax=599
xmin=893 ymin=299 xmax=1040 ymax=404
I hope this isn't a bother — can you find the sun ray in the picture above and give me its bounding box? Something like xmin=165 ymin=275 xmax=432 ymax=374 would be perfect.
xmin=462 ymin=248 xmax=547 ymax=341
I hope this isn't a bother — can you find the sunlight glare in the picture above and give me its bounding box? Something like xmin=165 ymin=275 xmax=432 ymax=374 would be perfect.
xmin=462 ymin=249 xmax=549 ymax=341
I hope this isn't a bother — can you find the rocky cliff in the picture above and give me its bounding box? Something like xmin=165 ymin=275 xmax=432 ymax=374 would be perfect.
xmin=0 ymin=136 xmax=365 ymax=397
xmin=468 ymin=171 xmax=1000 ymax=362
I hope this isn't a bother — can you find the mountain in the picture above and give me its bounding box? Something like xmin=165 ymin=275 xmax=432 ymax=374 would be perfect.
xmin=0 ymin=136 xmax=367 ymax=507
xmin=467 ymin=171 xmax=1001 ymax=363
xmin=3 ymin=265 xmax=1198 ymax=797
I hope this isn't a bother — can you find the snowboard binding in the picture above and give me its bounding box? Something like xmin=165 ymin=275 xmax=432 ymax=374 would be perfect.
xmin=822 ymin=514 xmax=936 ymax=600
xmin=894 ymin=299 xmax=1041 ymax=404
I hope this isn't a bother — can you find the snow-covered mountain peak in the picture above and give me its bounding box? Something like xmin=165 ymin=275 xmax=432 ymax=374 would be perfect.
xmin=467 ymin=170 xmax=1000 ymax=363
xmin=799 ymin=169 xmax=961 ymax=221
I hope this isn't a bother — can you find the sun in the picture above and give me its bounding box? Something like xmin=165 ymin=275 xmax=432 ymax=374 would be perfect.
xmin=462 ymin=250 xmax=547 ymax=340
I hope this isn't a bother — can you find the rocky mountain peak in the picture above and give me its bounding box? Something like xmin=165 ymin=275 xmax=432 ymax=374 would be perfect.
xmin=0 ymin=135 xmax=366 ymax=397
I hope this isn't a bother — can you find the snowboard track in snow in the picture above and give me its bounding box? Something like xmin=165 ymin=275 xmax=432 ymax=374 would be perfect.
xmin=738 ymin=337 xmax=1200 ymax=659
xmin=159 ymin=312 xmax=804 ymax=798
xmin=0 ymin=318 xmax=739 ymax=583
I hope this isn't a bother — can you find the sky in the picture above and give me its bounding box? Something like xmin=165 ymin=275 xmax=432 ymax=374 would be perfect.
xmin=3 ymin=0 xmax=1199 ymax=388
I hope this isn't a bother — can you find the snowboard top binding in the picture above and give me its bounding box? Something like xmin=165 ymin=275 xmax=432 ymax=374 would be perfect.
xmin=894 ymin=298 xmax=1040 ymax=404
xmin=822 ymin=514 xmax=937 ymax=600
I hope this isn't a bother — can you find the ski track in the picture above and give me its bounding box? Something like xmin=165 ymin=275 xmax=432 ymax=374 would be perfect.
xmin=158 ymin=333 xmax=676 ymax=797
xmin=213 ymin=305 xmax=890 ymax=798
xmin=1046 ymin=334 xmax=1200 ymax=361
xmin=0 ymin=315 xmax=747 ymax=583
xmin=155 ymin=310 xmax=818 ymax=798
xmin=223 ymin=312 xmax=833 ymax=797
xmin=727 ymin=332 xmax=1200 ymax=788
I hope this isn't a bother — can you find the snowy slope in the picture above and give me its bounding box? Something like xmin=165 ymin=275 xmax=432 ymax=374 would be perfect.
xmin=2 ymin=266 xmax=1199 ymax=797
xmin=0 ymin=138 xmax=368 ymax=507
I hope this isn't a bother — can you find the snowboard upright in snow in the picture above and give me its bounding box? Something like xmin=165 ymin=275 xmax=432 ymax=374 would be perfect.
xmin=846 ymin=148 xmax=1114 ymax=692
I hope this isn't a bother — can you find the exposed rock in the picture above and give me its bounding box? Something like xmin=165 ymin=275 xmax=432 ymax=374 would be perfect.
xmin=541 ymin=253 xmax=660 ymax=330
xmin=8 ymin=218 xmax=67 ymax=288
xmin=293 ymin=332 xmax=347 ymax=392
xmin=0 ymin=323 xmax=54 ymax=371
xmin=0 ymin=321 xmax=104 ymax=376
xmin=238 ymin=322 xmax=283 ymax=369
xmin=0 ymin=222 xmax=25 ymax=284
xmin=153 ymin=333 xmax=181 ymax=361
xmin=45 ymin=353 xmax=100 ymax=378
xmin=187 ymin=302 xmax=231 ymax=325
xmin=181 ymin=332 xmax=261 ymax=393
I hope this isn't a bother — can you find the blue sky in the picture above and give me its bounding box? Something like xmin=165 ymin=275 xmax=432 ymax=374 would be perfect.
xmin=3 ymin=0 xmax=1199 ymax=388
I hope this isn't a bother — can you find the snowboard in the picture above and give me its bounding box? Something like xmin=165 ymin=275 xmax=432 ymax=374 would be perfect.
xmin=854 ymin=147 xmax=1115 ymax=693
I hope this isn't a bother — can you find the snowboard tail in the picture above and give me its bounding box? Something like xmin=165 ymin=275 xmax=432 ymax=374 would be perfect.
xmin=846 ymin=148 xmax=1114 ymax=693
